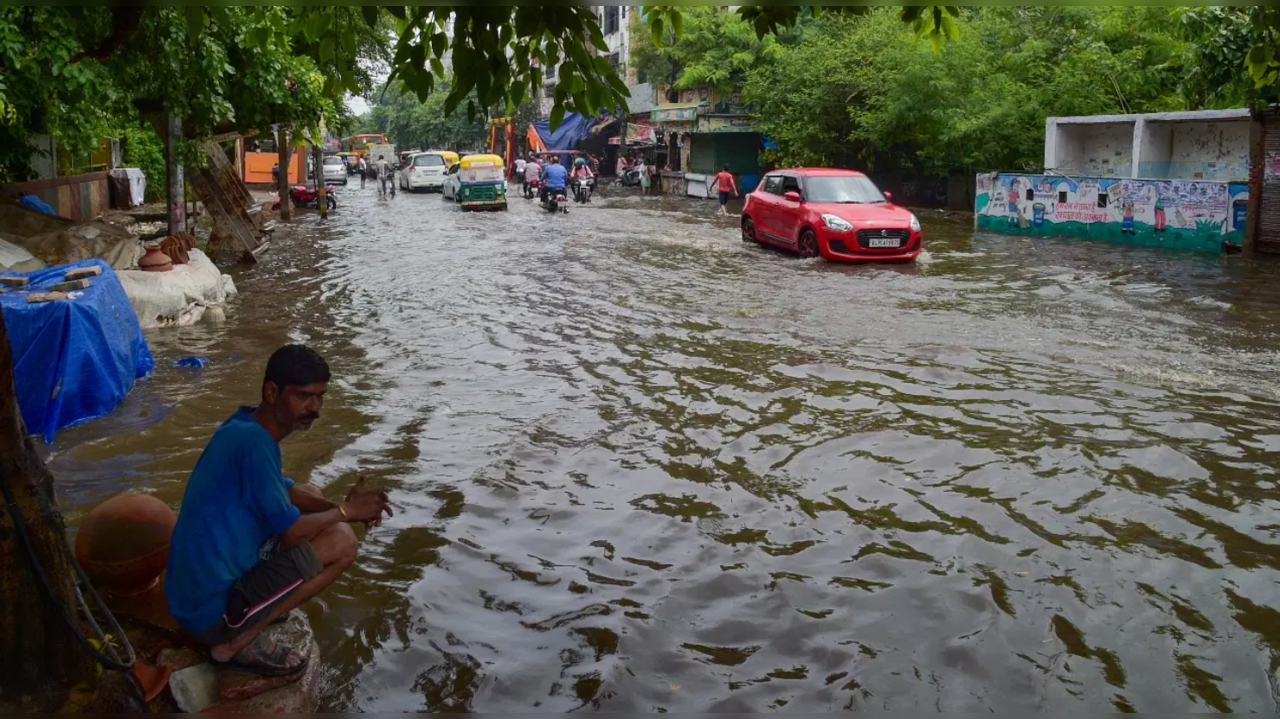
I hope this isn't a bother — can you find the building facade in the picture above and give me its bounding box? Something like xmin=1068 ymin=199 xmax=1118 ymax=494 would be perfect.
xmin=541 ymin=5 xmax=633 ymax=120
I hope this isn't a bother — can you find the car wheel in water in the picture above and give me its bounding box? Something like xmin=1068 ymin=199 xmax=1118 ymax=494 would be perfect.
xmin=799 ymin=229 xmax=819 ymax=258
xmin=742 ymin=216 xmax=757 ymax=243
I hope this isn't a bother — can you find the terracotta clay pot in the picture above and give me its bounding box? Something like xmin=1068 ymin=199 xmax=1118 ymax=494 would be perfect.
xmin=74 ymin=493 xmax=177 ymax=596
xmin=158 ymin=234 xmax=190 ymax=265
xmin=139 ymin=243 xmax=173 ymax=273
xmin=133 ymin=661 xmax=172 ymax=702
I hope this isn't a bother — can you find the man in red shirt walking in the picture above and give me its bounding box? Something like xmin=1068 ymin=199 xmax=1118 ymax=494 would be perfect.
xmin=714 ymin=165 xmax=739 ymax=216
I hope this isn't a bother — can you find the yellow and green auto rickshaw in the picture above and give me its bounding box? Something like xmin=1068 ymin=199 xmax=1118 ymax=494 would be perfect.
xmin=456 ymin=154 xmax=507 ymax=211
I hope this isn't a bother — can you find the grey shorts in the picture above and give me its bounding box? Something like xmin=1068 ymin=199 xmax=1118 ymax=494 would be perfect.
xmin=192 ymin=538 xmax=323 ymax=647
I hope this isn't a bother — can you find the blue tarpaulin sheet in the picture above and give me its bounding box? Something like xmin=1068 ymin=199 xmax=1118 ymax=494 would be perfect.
xmin=533 ymin=113 xmax=595 ymax=152
xmin=0 ymin=259 xmax=153 ymax=442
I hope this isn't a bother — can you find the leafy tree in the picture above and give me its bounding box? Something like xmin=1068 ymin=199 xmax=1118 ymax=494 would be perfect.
xmin=0 ymin=7 xmax=340 ymax=182
xmin=746 ymin=6 xmax=1208 ymax=176
xmin=742 ymin=11 xmax=900 ymax=167
xmin=367 ymin=80 xmax=489 ymax=152
xmin=0 ymin=7 xmax=120 ymax=182
xmin=631 ymin=7 xmax=786 ymax=93
xmin=1179 ymin=7 xmax=1258 ymax=108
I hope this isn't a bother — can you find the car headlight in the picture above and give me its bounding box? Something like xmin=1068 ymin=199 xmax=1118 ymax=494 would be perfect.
xmin=909 ymin=214 xmax=921 ymax=233
xmin=822 ymin=214 xmax=853 ymax=232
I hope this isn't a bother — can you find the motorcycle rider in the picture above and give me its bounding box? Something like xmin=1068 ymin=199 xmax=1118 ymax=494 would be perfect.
xmin=523 ymin=154 xmax=542 ymax=197
xmin=539 ymin=155 xmax=568 ymax=205
xmin=569 ymin=156 xmax=595 ymax=202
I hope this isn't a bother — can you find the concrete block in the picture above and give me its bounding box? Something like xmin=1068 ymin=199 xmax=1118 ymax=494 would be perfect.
xmin=169 ymin=663 xmax=220 ymax=713
xmin=26 ymin=292 xmax=67 ymax=304
xmin=50 ymin=278 xmax=91 ymax=292
xmin=64 ymin=266 xmax=103 ymax=281
xmin=0 ymin=276 xmax=28 ymax=288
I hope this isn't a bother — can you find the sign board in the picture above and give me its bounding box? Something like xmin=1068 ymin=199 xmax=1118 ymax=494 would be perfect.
xmin=626 ymin=122 xmax=657 ymax=145
xmin=652 ymin=104 xmax=700 ymax=123
xmin=698 ymin=115 xmax=755 ymax=133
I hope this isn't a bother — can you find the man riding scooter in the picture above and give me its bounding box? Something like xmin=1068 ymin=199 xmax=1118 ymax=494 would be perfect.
xmin=569 ymin=156 xmax=595 ymax=203
xmin=540 ymin=155 xmax=568 ymax=207
xmin=523 ymin=153 xmax=542 ymax=199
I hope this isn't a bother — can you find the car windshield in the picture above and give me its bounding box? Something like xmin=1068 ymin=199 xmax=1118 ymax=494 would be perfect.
xmin=414 ymin=154 xmax=445 ymax=167
xmin=323 ymin=157 xmax=343 ymax=166
xmin=804 ymin=176 xmax=886 ymax=204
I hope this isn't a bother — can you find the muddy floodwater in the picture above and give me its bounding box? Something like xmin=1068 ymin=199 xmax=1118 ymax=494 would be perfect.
xmin=46 ymin=182 xmax=1280 ymax=711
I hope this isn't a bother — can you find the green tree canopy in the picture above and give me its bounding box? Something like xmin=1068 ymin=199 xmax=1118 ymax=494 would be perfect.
xmin=0 ymin=4 xmax=1272 ymax=183
xmin=0 ymin=6 xmax=340 ymax=181
xmin=744 ymin=6 xmax=1226 ymax=176
xmin=630 ymin=7 xmax=787 ymax=93
xmin=366 ymin=80 xmax=490 ymax=152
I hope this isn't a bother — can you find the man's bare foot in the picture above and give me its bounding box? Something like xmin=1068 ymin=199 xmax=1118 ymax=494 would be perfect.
xmin=211 ymin=636 xmax=307 ymax=677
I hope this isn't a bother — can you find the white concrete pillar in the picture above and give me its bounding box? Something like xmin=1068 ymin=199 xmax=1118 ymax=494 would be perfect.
xmin=1044 ymin=118 xmax=1058 ymax=171
xmin=1131 ymin=118 xmax=1147 ymax=179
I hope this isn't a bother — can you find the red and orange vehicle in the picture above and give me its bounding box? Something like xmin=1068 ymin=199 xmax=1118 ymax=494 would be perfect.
xmin=741 ymin=168 xmax=923 ymax=263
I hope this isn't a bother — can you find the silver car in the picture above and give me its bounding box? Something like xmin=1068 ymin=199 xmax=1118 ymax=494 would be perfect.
xmin=321 ymin=156 xmax=347 ymax=185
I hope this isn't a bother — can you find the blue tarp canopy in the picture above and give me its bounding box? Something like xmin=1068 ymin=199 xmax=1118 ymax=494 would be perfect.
xmin=0 ymin=259 xmax=153 ymax=442
xmin=533 ymin=113 xmax=596 ymax=152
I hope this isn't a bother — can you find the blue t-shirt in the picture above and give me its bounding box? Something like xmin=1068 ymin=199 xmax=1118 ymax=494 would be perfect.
xmin=165 ymin=407 xmax=300 ymax=633
xmin=542 ymin=163 xmax=568 ymax=189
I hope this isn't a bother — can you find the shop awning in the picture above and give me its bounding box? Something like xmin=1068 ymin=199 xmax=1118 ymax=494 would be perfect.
xmin=651 ymin=101 xmax=702 ymax=123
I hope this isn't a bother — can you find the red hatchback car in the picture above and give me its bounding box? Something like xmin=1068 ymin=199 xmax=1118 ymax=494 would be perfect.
xmin=741 ymin=168 xmax=922 ymax=262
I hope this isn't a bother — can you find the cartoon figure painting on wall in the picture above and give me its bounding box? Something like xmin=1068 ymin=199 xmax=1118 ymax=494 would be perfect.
xmin=1153 ymin=192 xmax=1167 ymax=233
xmin=1006 ymin=185 xmax=1020 ymax=227
xmin=1121 ymin=203 xmax=1135 ymax=235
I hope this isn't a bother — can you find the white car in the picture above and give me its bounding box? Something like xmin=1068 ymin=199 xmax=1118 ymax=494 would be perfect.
xmin=441 ymin=161 xmax=461 ymax=201
xmin=321 ymin=156 xmax=347 ymax=185
xmin=401 ymin=152 xmax=449 ymax=192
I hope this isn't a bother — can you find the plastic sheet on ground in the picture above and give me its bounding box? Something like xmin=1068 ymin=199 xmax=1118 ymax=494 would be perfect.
xmin=0 ymin=258 xmax=154 ymax=442
xmin=0 ymin=238 xmax=43 ymax=272
xmin=0 ymin=196 xmax=140 ymax=270
xmin=116 ymin=248 xmax=237 ymax=329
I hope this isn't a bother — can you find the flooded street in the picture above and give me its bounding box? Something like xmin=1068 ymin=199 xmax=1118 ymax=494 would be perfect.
xmin=46 ymin=182 xmax=1280 ymax=711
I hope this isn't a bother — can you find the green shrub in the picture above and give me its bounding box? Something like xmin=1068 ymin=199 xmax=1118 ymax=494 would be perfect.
xmin=118 ymin=124 xmax=166 ymax=203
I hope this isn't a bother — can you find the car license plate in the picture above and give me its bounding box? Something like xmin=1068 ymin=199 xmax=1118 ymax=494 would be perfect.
xmin=867 ymin=237 xmax=900 ymax=248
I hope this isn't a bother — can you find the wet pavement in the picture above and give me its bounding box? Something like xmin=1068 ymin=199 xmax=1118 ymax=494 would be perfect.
xmin=46 ymin=179 xmax=1280 ymax=711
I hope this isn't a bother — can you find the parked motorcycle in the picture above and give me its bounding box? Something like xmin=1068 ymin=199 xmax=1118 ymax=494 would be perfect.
xmin=621 ymin=167 xmax=642 ymax=187
xmin=541 ymin=187 xmax=569 ymax=214
xmin=571 ymin=176 xmax=594 ymax=204
xmin=272 ymin=184 xmax=338 ymax=211
xmin=524 ymin=178 xmax=540 ymax=200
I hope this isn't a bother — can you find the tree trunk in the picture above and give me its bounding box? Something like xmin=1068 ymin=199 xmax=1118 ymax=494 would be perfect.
xmin=0 ymin=312 xmax=94 ymax=711
xmin=315 ymin=145 xmax=328 ymax=221
xmin=277 ymin=127 xmax=293 ymax=222
xmin=164 ymin=111 xmax=186 ymax=237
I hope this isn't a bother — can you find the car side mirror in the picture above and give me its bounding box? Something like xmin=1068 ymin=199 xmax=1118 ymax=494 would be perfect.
xmin=883 ymin=191 xmax=894 ymax=202
xmin=784 ymin=191 xmax=801 ymax=202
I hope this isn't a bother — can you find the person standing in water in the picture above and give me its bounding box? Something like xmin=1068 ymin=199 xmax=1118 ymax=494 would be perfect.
xmin=713 ymin=165 xmax=740 ymax=217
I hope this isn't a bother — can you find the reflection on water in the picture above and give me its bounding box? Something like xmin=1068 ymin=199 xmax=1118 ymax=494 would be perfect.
xmin=45 ymin=186 xmax=1280 ymax=711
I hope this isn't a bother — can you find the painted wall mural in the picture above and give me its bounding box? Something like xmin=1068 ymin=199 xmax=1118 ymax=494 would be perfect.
xmin=975 ymin=173 xmax=1246 ymax=253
